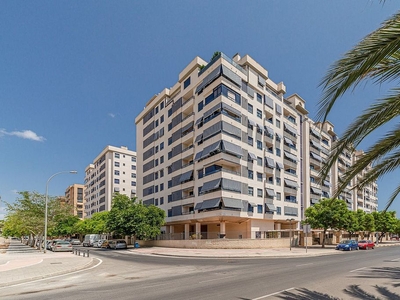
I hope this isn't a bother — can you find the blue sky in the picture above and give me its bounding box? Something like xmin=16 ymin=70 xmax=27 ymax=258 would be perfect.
xmin=1 ymin=1 xmax=399 ymax=219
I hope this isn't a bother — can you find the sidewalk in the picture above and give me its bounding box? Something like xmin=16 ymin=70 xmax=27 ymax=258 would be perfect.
xmin=0 ymin=238 xmax=398 ymax=288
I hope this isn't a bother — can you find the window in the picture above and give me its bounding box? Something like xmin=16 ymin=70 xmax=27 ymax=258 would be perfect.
xmin=155 ymin=106 xmax=159 ymax=114
xmin=114 ymin=179 xmax=120 ymax=184
xmin=168 ymin=123 xmax=172 ymax=131
xmin=160 ymin=183 xmax=164 ymax=191
xmin=248 ymin=103 xmax=253 ymax=114
xmin=160 ymin=101 xmax=164 ymax=110
xmin=131 ymin=165 xmax=136 ymax=170
xmin=115 ymin=162 xmax=120 ymax=167
xmin=198 ymin=101 xmax=204 ymax=112
xmin=160 ymin=169 xmax=164 ymax=177
xmin=160 ymin=142 xmax=164 ymax=150
xmin=257 ymin=156 xmax=263 ymax=166
xmin=257 ymin=188 xmax=263 ymax=197
xmin=168 ymin=108 xmax=172 ymax=117
xmin=257 ymin=172 xmax=263 ymax=182
xmin=155 ymin=198 xmax=158 ymax=206
xmin=160 ymin=197 xmax=164 ymax=205
xmin=248 ymin=170 xmax=254 ymax=180
xmin=160 ymin=115 xmax=164 ymax=123
xmin=310 ymin=176 xmax=315 ymax=183
xmin=155 ymin=119 xmax=159 ymax=127
xmin=155 ymin=172 xmax=158 ymax=180
xmin=257 ymin=93 xmax=263 ymax=104
xmin=285 ymin=168 xmax=296 ymax=175
xmin=160 ymin=156 xmax=164 ymax=164
xmin=267 ymin=116 xmax=273 ymax=124
xmin=276 ymin=148 xmax=281 ymax=157
xmin=155 ymin=146 xmax=159 ymax=153
xmin=131 ymin=173 xmax=136 ymax=178
xmin=276 ymin=119 xmax=281 ymax=128
xmin=154 ymin=185 xmax=158 ymax=193
xmin=248 ymin=136 xmax=254 ymax=146
xmin=257 ymin=109 xmax=262 ymax=119
xmin=115 ymin=153 xmax=120 ymax=158
xmin=322 ymin=139 xmax=329 ymax=146
xmin=276 ymin=207 xmax=281 ymax=215
xmin=257 ymin=204 xmax=263 ymax=214
xmin=184 ymin=77 xmax=191 ymax=89
xmin=276 ymin=177 xmax=281 ymax=185
xmin=114 ymin=170 xmax=120 ymax=176
xmin=276 ymin=192 xmax=281 ymax=201
xmin=132 ymin=157 xmax=136 ymax=162
xmin=267 ymin=146 xmax=273 ymax=153
xmin=257 ymin=140 xmax=262 ymax=150
xmin=248 ymin=187 xmax=254 ymax=196
xmin=155 ymin=159 xmax=158 ymax=167
xmin=267 ymin=176 xmax=273 ymax=184
xmin=285 ymin=195 xmax=297 ymax=203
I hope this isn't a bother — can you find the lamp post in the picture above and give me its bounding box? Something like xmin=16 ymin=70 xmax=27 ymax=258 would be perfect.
xmin=286 ymin=218 xmax=295 ymax=251
xmin=44 ymin=171 xmax=77 ymax=253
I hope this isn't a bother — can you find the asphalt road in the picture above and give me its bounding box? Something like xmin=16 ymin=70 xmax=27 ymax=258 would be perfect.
xmin=2 ymin=246 xmax=400 ymax=299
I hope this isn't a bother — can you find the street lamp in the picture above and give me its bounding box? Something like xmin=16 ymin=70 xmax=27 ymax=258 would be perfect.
xmin=286 ymin=218 xmax=295 ymax=251
xmin=44 ymin=171 xmax=77 ymax=253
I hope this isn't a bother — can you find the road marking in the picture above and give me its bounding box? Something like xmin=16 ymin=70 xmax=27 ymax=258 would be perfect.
xmin=390 ymin=258 xmax=400 ymax=262
xmin=296 ymin=263 xmax=313 ymax=267
xmin=350 ymin=267 xmax=367 ymax=273
xmin=0 ymin=261 xmax=10 ymax=266
xmin=0 ymin=258 xmax=103 ymax=289
xmin=252 ymin=287 xmax=296 ymax=299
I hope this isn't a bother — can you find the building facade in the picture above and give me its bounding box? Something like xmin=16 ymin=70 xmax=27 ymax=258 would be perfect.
xmin=84 ymin=145 xmax=137 ymax=218
xmin=65 ymin=184 xmax=85 ymax=219
xmin=135 ymin=52 xmax=378 ymax=239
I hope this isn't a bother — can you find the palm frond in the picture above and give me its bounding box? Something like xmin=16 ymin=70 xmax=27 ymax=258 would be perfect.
xmin=318 ymin=12 xmax=400 ymax=122
xmin=383 ymin=184 xmax=400 ymax=211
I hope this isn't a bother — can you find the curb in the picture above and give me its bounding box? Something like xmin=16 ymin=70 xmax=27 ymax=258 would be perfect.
xmin=0 ymin=257 xmax=96 ymax=288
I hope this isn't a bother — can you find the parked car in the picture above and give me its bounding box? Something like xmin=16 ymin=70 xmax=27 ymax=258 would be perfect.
xmin=358 ymin=240 xmax=375 ymax=250
xmin=108 ymin=240 xmax=127 ymax=250
xmin=51 ymin=241 xmax=73 ymax=252
xmin=70 ymin=239 xmax=81 ymax=245
xmin=335 ymin=240 xmax=359 ymax=251
xmin=93 ymin=240 xmax=104 ymax=248
xmin=100 ymin=240 xmax=109 ymax=249
xmin=48 ymin=239 xmax=62 ymax=250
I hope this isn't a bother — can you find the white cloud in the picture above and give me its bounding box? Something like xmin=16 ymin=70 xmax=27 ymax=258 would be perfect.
xmin=0 ymin=129 xmax=45 ymax=142
xmin=108 ymin=113 xmax=116 ymax=118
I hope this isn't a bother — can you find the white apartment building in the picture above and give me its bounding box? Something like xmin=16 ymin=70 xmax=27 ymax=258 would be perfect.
xmin=84 ymin=145 xmax=137 ymax=218
xmin=135 ymin=52 xmax=378 ymax=239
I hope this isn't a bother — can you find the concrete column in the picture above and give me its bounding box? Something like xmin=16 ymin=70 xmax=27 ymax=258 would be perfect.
xmin=274 ymin=223 xmax=281 ymax=238
xmin=184 ymin=224 xmax=190 ymax=240
xmin=219 ymin=221 xmax=226 ymax=238
xmin=195 ymin=222 xmax=201 ymax=239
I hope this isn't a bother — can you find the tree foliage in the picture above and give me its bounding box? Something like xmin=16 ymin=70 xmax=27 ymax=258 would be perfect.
xmin=74 ymin=211 xmax=109 ymax=236
xmin=372 ymin=211 xmax=397 ymax=241
xmin=317 ymin=12 xmax=400 ymax=209
xmin=304 ymin=198 xmax=351 ymax=247
xmin=106 ymin=194 xmax=165 ymax=240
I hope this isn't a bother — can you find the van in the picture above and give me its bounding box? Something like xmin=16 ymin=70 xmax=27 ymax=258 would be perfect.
xmin=82 ymin=234 xmax=101 ymax=247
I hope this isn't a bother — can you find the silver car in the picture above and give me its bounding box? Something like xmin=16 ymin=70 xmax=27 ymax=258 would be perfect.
xmin=51 ymin=241 xmax=73 ymax=252
xmin=109 ymin=240 xmax=127 ymax=249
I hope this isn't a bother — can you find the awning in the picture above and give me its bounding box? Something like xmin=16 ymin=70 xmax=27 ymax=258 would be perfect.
xmin=200 ymin=198 xmax=221 ymax=210
xmin=311 ymin=187 xmax=322 ymax=195
xmin=248 ymin=152 xmax=257 ymax=160
xmin=310 ymin=140 xmax=322 ymax=150
xmin=323 ymin=180 xmax=331 ymax=187
xmin=195 ymin=117 xmax=203 ymax=126
xmin=265 ymin=157 xmax=275 ymax=168
xmin=204 ymin=103 xmax=221 ymax=119
xmin=284 ymin=179 xmax=299 ymax=188
xmin=114 ymin=187 xmax=120 ymax=192
xmin=131 ymin=189 xmax=136 ymax=194
xmin=284 ymin=151 xmax=298 ymax=162
xmin=195 ymin=151 xmax=203 ymax=161
xmin=310 ymin=199 xmax=319 ymax=204
xmin=310 ymin=152 xmax=322 ymax=162
xmin=310 ymin=127 xmax=321 ymax=138
xmin=248 ymin=119 xmax=256 ymax=127
xmin=196 ymin=66 xmax=222 ymax=94
xmin=264 ymin=126 xmax=274 ymax=136
xmin=265 ymin=188 xmax=276 ymax=197
xmin=346 ymin=198 xmax=352 ymax=204
xmin=284 ymin=123 xmax=298 ymax=136
xmin=221 ymin=102 xmax=241 ymax=117
xmin=222 ymin=198 xmax=243 ymax=209
xmin=201 ymin=178 xmax=221 ymax=193
xmin=265 ymin=203 xmax=277 ymax=212
xmin=284 ymin=137 xmax=294 ymax=146
xmin=180 ymin=170 xmax=193 ymax=183
xmin=200 ymin=141 xmax=221 ymax=159
xmin=221 ymin=65 xmax=242 ymax=87
xmin=276 ymin=132 xmax=282 ymax=140
xmin=222 ymin=140 xmax=242 ymax=157
xmin=222 ymin=179 xmax=241 ymax=193
xmin=249 ymin=202 xmax=257 ymax=207
xmin=276 ymin=161 xmax=284 ymax=169
xmin=256 ymin=122 xmax=263 ymax=131
xmin=195 ymin=134 xmax=203 ymax=143
xmin=194 ymin=202 xmax=203 ymax=210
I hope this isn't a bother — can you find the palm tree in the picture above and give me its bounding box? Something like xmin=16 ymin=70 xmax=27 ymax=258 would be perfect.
xmin=317 ymin=12 xmax=400 ymax=211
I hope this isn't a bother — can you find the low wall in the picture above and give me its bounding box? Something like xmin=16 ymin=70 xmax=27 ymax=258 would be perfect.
xmin=139 ymin=238 xmax=294 ymax=249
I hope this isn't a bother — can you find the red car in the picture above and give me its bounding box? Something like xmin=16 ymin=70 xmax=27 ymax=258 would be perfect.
xmin=358 ymin=240 xmax=375 ymax=250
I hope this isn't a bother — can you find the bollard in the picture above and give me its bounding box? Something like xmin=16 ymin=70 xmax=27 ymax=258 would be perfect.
xmin=78 ymin=249 xmax=80 ymax=256
xmin=87 ymin=250 xmax=89 ymax=258
xmin=83 ymin=251 xmax=86 ymax=257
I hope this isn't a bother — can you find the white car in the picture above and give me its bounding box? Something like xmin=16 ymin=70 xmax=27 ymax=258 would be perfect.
xmin=93 ymin=240 xmax=103 ymax=248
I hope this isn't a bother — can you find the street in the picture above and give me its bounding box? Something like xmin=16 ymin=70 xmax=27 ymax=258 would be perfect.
xmin=1 ymin=246 xmax=400 ymax=299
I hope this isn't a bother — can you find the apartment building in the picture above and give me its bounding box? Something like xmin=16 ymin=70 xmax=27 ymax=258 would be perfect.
xmin=65 ymin=184 xmax=85 ymax=219
xmin=84 ymin=145 xmax=137 ymax=218
xmin=135 ymin=52 xmax=378 ymax=239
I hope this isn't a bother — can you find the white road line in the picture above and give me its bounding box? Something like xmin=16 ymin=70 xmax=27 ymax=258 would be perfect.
xmin=349 ymin=267 xmax=367 ymax=273
xmin=390 ymin=258 xmax=400 ymax=262
xmin=296 ymin=263 xmax=313 ymax=267
xmin=0 ymin=258 xmax=103 ymax=289
xmin=252 ymin=287 xmax=296 ymax=299
xmin=0 ymin=261 xmax=10 ymax=266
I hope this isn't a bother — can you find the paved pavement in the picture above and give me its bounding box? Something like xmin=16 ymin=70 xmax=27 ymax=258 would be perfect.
xmin=0 ymin=237 xmax=399 ymax=288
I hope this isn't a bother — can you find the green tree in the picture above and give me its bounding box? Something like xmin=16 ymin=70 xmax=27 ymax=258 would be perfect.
xmin=343 ymin=210 xmax=359 ymax=239
xmin=363 ymin=213 xmax=376 ymax=239
xmin=372 ymin=211 xmax=397 ymax=242
xmin=73 ymin=211 xmax=109 ymax=236
xmin=317 ymin=13 xmax=400 ymax=210
xmin=51 ymin=215 xmax=80 ymax=237
xmin=106 ymin=194 xmax=165 ymax=241
xmin=304 ymin=198 xmax=351 ymax=247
